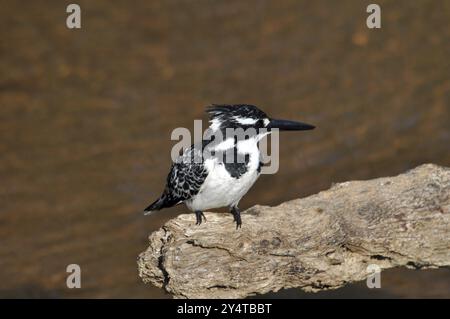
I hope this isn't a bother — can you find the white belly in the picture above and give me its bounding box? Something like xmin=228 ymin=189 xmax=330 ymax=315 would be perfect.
xmin=186 ymin=153 xmax=260 ymax=212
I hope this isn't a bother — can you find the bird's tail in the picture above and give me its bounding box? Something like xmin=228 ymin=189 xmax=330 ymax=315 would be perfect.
xmin=143 ymin=194 xmax=180 ymax=215
xmin=143 ymin=196 xmax=166 ymax=215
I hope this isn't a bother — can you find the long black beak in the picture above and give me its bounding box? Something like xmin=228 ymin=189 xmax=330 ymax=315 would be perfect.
xmin=267 ymin=118 xmax=315 ymax=131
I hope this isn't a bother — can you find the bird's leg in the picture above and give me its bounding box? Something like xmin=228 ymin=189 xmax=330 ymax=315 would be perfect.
xmin=230 ymin=206 xmax=242 ymax=229
xmin=195 ymin=210 xmax=206 ymax=225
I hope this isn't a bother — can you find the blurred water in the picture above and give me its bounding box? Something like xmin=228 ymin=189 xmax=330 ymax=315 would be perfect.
xmin=0 ymin=0 xmax=449 ymax=298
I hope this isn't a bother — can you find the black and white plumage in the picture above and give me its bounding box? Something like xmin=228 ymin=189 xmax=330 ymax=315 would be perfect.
xmin=144 ymin=104 xmax=315 ymax=229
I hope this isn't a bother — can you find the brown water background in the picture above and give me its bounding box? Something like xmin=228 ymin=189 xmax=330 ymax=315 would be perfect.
xmin=1 ymin=0 xmax=449 ymax=298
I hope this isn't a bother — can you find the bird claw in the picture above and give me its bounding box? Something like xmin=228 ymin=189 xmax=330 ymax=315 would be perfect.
xmin=195 ymin=211 xmax=206 ymax=225
xmin=231 ymin=207 xmax=242 ymax=230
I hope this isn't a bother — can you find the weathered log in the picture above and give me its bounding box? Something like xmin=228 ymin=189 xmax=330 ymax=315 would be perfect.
xmin=137 ymin=164 xmax=450 ymax=298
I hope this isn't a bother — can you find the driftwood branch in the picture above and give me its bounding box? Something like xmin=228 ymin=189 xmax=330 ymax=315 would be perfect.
xmin=138 ymin=164 xmax=450 ymax=298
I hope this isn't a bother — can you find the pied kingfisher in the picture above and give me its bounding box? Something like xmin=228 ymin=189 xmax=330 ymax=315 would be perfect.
xmin=144 ymin=104 xmax=315 ymax=229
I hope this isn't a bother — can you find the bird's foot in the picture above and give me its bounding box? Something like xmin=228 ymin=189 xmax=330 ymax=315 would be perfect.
xmin=195 ymin=211 xmax=206 ymax=225
xmin=231 ymin=207 xmax=242 ymax=229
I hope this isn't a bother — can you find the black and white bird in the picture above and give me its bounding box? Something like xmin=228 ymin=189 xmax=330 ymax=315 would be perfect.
xmin=144 ymin=104 xmax=314 ymax=228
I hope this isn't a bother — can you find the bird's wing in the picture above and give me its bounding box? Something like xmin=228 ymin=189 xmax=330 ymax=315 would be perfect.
xmin=163 ymin=142 xmax=209 ymax=203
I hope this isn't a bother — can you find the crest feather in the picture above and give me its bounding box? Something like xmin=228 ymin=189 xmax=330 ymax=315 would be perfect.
xmin=205 ymin=104 xmax=266 ymax=120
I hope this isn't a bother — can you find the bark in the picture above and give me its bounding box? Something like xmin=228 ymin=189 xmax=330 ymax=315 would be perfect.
xmin=137 ymin=164 xmax=450 ymax=298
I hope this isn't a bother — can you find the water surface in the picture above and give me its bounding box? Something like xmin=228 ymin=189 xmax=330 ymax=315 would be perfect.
xmin=1 ymin=0 xmax=449 ymax=298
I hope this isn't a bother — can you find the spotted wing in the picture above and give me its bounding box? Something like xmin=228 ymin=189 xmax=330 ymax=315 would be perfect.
xmin=163 ymin=143 xmax=209 ymax=204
